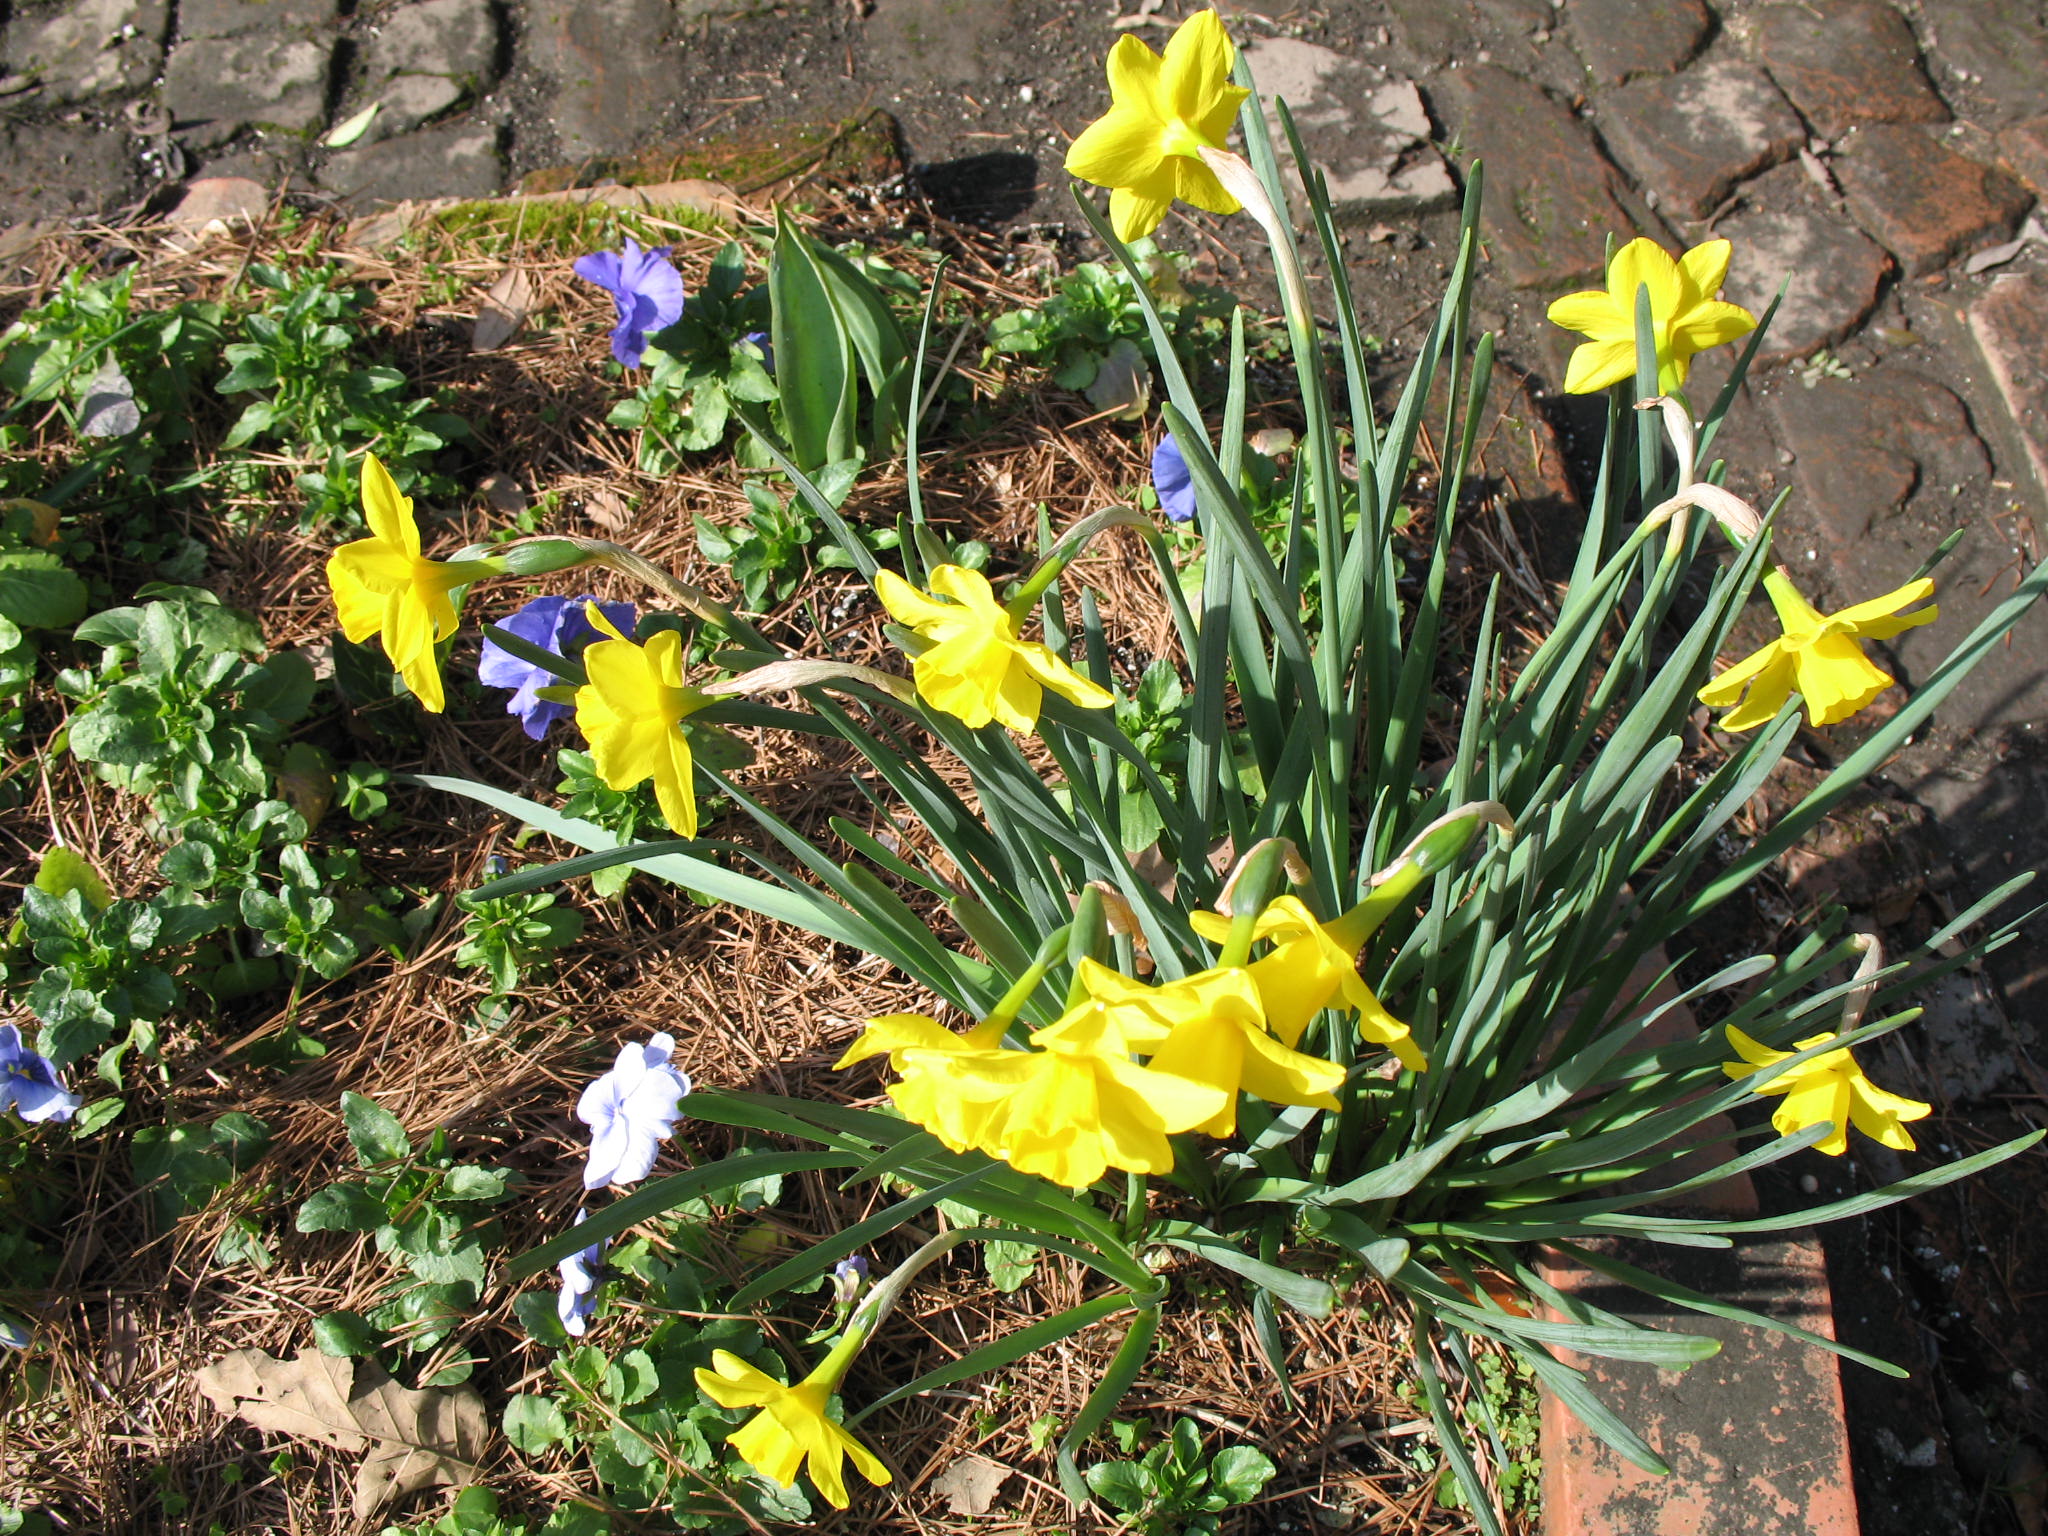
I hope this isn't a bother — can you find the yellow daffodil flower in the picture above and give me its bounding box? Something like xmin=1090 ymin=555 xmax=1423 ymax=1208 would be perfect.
xmin=573 ymin=605 xmax=714 ymax=837
xmin=325 ymin=453 xmax=500 ymax=712
xmin=1700 ymin=570 xmax=1937 ymax=732
xmin=1190 ymin=897 xmax=1425 ymax=1070
xmin=837 ymin=993 xmax=1225 ymax=1189
xmin=874 ymin=564 xmax=1113 ymax=732
xmin=1546 ymin=238 xmax=1758 ymax=395
xmin=1721 ymin=1024 xmax=1930 ymax=1157
xmin=694 ymin=1342 xmax=889 ymax=1510
xmin=1081 ymin=958 xmax=1345 ymax=1137
xmin=1064 ymin=8 xmax=1251 ymax=241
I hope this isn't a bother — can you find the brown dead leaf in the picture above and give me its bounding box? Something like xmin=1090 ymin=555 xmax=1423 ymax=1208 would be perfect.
xmin=581 ymin=486 xmax=633 ymax=533
xmin=479 ymin=472 xmax=529 ymax=519
xmin=195 ymin=1347 xmax=488 ymax=1517
xmin=929 ymin=1453 xmax=1014 ymax=1516
xmin=472 ymin=267 xmax=535 ymax=353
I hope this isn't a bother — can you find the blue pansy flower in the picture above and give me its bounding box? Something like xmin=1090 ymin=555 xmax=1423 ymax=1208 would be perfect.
xmin=478 ymin=594 xmax=636 ymax=740
xmin=0 ymin=1024 xmax=79 ymax=1124
xmin=742 ymin=330 xmax=773 ymax=372
xmin=576 ymin=1032 xmax=691 ymax=1190
xmin=572 ymin=237 xmax=687 ymax=368
xmin=1151 ymin=434 xmax=1196 ymax=524
xmin=556 ymin=1210 xmax=605 ymax=1337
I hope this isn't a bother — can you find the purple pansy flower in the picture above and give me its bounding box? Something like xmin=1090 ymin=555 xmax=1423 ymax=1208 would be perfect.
xmin=831 ymin=1255 xmax=869 ymax=1308
xmin=741 ymin=330 xmax=773 ymax=372
xmin=572 ymin=237 xmax=687 ymax=368
xmin=1151 ymin=434 xmax=1196 ymax=524
xmin=556 ymin=1209 xmax=605 ymax=1337
xmin=0 ymin=1024 xmax=79 ymax=1124
xmin=478 ymin=594 xmax=636 ymax=740
xmin=577 ymin=1032 xmax=691 ymax=1190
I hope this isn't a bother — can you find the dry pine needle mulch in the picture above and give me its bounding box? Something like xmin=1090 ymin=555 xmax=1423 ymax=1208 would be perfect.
xmin=0 ymin=194 xmax=1507 ymax=1536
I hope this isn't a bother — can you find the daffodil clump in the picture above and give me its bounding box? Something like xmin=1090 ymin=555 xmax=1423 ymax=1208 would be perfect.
xmin=315 ymin=10 xmax=2048 ymax=1530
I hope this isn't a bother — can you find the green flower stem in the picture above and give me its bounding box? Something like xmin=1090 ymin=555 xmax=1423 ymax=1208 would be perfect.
xmin=1003 ymin=555 xmax=1070 ymax=626
xmin=1218 ymin=839 xmax=1297 ymax=966
xmin=969 ymin=917 xmax=1082 ymax=1046
xmin=849 ymin=1228 xmax=978 ymax=1339
xmin=805 ymin=1320 xmax=872 ymax=1395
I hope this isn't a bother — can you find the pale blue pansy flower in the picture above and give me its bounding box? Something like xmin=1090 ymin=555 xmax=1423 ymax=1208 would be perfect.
xmin=577 ymin=1032 xmax=691 ymax=1190
xmin=556 ymin=1210 xmax=605 ymax=1337
xmin=0 ymin=1024 xmax=79 ymax=1124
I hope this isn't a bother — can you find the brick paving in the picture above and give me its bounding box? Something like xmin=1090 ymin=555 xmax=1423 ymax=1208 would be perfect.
xmin=3 ymin=1 xmax=2048 ymax=1531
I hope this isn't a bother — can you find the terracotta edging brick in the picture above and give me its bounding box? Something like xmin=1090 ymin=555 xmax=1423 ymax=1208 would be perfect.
xmin=1533 ymin=957 xmax=1860 ymax=1534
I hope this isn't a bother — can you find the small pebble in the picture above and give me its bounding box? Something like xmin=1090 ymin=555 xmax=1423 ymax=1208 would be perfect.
xmin=1018 ymin=84 xmax=1033 ymax=103
xmin=1800 ymin=1173 xmax=1819 ymax=1194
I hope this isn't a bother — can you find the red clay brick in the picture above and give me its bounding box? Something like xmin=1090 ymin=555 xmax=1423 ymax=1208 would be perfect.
xmin=1755 ymin=1 xmax=1948 ymax=139
xmin=1834 ymin=123 xmax=2032 ymax=277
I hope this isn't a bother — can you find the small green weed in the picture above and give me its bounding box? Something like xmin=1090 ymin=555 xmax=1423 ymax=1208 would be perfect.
xmin=1083 ymin=1417 xmax=1277 ymax=1535
xmin=297 ymin=1093 xmax=521 ymax=1388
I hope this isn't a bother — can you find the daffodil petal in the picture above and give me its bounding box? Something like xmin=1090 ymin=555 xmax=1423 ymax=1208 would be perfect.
xmin=1109 ymin=185 xmax=1175 ymax=242
xmin=1828 ymin=577 xmax=1936 ymax=633
xmin=1672 ymin=298 xmax=1758 ymax=352
xmin=1065 ymin=104 xmax=1169 ymax=190
xmin=1546 ymin=290 xmax=1631 ymax=342
xmin=360 ymin=453 xmax=419 ymax=556
xmin=1606 ymin=238 xmax=1682 ymax=322
xmin=1677 ymin=237 xmax=1733 ymax=300
xmin=1562 ymin=337 xmax=1639 ymax=394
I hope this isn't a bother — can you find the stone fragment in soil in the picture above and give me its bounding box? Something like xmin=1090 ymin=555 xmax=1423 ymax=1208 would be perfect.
xmin=1967 ymin=273 xmax=2048 ymax=507
xmin=1916 ymin=6 xmax=2048 ymax=129
xmin=1597 ymin=56 xmax=1805 ymax=220
xmin=1754 ymin=0 xmax=1949 ymax=140
xmin=2000 ymin=118 xmax=2048 ymax=199
xmin=178 ymin=0 xmax=338 ymax=37
xmin=524 ymin=0 xmax=685 ymax=160
xmin=359 ymin=0 xmax=501 ymax=138
xmin=1382 ymin=0 xmax=1552 ymax=81
xmin=1764 ymin=367 xmax=1989 ymax=542
xmin=0 ymin=120 xmax=138 ymax=220
xmin=1426 ymin=64 xmax=1661 ymax=289
xmin=164 ymin=175 xmax=271 ymax=246
xmin=317 ymin=123 xmax=504 ymax=204
xmin=1564 ymin=0 xmax=1710 ymax=85
xmin=1833 ymin=124 xmax=2033 ymax=278
xmin=166 ymin=34 xmax=332 ymax=143
xmin=1911 ymin=970 xmax=2026 ymax=1100
xmin=1239 ymin=41 xmax=1454 ymax=215
xmin=860 ymin=0 xmax=1012 ymax=85
xmin=0 ymin=0 xmax=168 ymax=103
xmin=1711 ymin=163 xmax=1891 ymax=362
